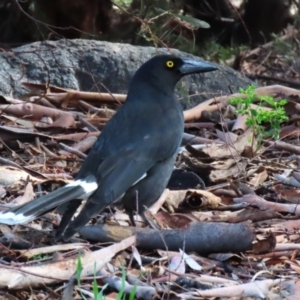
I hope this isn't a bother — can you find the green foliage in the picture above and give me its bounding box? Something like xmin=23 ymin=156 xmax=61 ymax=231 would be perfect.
xmin=129 ymin=284 xmax=137 ymax=300
xmin=229 ymin=85 xmax=288 ymax=150
xmin=113 ymin=0 xmax=133 ymax=9
xmin=271 ymin=33 xmax=294 ymax=58
xmin=31 ymin=253 xmax=51 ymax=260
xmin=161 ymin=10 xmax=210 ymax=30
xmin=115 ymin=266 xmax=137 ymax=300
xmin=116 ymin=265 xmax=127 ymax=300
xmin=112 ymin=1 xmax=247 ymax=61
xmin=92 ymin=263 xmax=105 ymax=300
xmin=114 ymin=1 xmax=209 ymax=53
xmin=76 ymin=252 xmax=88 ymax=300
xmin=200 ymin=40 xmax=246 ymax=64
xmin=75 ymin=258 xmax=136 ymax=300
xmin=96 ymin=283 xmax=109 ymax=300
xmin=93 ymin=275 xmax=99 ymax=300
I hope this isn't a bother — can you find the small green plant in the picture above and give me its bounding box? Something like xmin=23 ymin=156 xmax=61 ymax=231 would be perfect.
xmin=199 ymin=40 xmax=246 ymax=64
xmin=116 ymin=265 xmax=137 ymax=300
xmin=271 ymin=33 xmax=294 ymax=59
xmin=93 ymin=263 xmax=104 ymax=300
xmin=76 ymin=252 xmax=87 ymax=300
xmin=129 ymin=282 xmax=137 ymax=300
xmin=116 ymin=265 xmax=127 ymax=300
xmin=113 ymin=0 xmax=133 ymax=9
xmin=75 ymin=257 xmax=137 ymax=300
xmin=31 ymin=253 xmax=51 ymax=260
xmin=95 ymin=283 xmax=109 ymax=300
xmin=229 ymin=85 xmax=288 ymax=151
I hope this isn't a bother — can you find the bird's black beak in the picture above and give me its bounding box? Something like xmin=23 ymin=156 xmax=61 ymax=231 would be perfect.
xmin=179 ymin=58 xmax=218 ymax=75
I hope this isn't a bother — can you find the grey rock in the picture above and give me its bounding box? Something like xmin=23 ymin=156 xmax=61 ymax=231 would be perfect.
xmin=0 ymin=39 xmax=253 ymax=109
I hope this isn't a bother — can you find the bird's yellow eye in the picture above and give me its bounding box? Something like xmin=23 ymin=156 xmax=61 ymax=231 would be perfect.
xmin=166 ymin=60 xmax=174 ymax=68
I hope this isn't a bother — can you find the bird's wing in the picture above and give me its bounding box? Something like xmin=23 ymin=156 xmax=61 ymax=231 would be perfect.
xmin=96 ymin=148 xmax=155 ymax=201
xmin=75 ymin=100 xmax=183 ymax=180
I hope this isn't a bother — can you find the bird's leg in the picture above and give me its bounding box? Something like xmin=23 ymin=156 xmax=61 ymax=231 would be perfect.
xmin=126 ymin=208 xmax=158 ymax=229
xmin=127 ymin=209 xmax=136 ymax=227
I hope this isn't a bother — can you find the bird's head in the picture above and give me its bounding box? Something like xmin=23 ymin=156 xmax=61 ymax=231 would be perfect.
xmin=130 ymin=54 xmax=218 ymax=94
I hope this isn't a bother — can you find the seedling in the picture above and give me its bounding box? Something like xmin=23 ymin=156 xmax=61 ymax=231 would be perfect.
xmin=229 ymin=85 xmax=288 ymax=151
xmin=76 ymin=252 xmax=87 ymax=300
xmin=75 ymin=257 xmax=137 ymax=300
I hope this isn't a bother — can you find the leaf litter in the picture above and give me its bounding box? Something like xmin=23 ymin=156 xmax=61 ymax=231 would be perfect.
xmin=1 ymin=58 xmax=300 ymax=299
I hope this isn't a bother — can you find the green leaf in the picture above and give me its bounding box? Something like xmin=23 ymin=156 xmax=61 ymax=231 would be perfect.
xmin=98 ymin=283 xmax=108 ymax=300
xmin=172 ymin=13 xmax=210 ymax=29
xmin=76 ymin=252 xmax=88 ymax=300
xmin=250 ymin=109 xmax=257 ymax=117
xmin=278 ymin=99 xmax=287 ymax=105
xmin=116 ymin=266 xmax=127 ymax=300
xmin=93 ymin=263 xmax=99 ymax=300
xmin=129 ymin=283 xmax=137 ymax=300
xmin=76 ymin=253 xmax=83 ymax=281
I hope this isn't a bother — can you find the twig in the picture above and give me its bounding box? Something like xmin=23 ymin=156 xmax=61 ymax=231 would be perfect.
xmin=77 ymin=116 xmax=99 ymax=132
xmin=58 ymin=143 xmax=87 ymax=159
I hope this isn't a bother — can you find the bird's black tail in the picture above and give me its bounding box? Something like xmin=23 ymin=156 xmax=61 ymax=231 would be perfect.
xmin=0 ymin=177 xmax=98 ymax=225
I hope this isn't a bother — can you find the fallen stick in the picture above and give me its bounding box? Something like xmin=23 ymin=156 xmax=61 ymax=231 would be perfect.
xmin=234 ymin=194 xmax=300 ymax=215
xmin=79 ymin=221 xmax=255 ymax=254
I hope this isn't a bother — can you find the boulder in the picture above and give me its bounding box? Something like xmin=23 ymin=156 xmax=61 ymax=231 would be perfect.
xmin=0 ymin=39 xmax=253 ymax=109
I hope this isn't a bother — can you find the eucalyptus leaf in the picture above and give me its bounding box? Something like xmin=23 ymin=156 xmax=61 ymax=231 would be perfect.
xmin=154 ymin=7 xmax=210 ymax=29
xmin=172 ymin=13 xmax=210 ymax=29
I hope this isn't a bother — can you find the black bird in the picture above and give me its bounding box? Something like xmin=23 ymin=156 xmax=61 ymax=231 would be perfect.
xmin=0 ymin=55 xmax=217 ymax=241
